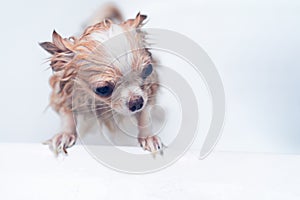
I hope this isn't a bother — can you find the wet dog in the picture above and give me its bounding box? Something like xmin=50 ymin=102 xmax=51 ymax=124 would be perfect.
xmin=40 ymin=5 xmax=162 ymax=155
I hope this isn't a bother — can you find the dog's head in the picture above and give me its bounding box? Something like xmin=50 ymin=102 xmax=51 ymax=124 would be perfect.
xmin=40 ymin=13 xmax=158 ymax=116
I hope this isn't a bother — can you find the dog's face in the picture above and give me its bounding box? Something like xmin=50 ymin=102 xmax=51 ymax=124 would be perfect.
xmin=93 ymin=64 xmax=153 ymax=115
xmin=40 ymin=13 xmax=158 ymax=116
xmin=86 ymin=48 xmax=156 ymax=116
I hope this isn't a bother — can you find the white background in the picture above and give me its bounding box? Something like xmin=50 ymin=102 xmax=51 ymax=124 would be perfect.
xmin=2 ymin=144 xmax=300 ymax=200
xmin=0 ymin=0 xmax=299 ymax=153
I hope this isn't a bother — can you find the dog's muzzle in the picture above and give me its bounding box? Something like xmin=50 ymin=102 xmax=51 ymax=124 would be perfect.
xmin=128 ymin=96 xmax=144 ymax=112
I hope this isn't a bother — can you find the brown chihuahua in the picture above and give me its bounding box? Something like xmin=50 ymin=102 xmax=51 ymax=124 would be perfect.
xmin=40 ymin=5 xmax=163 ymax=155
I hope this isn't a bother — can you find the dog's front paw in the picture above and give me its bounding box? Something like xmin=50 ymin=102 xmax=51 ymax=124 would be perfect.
xmin=43 ymin=132 xmax=77 ymax=156
xmin=138 ymin=136 xmax=165 ymax=156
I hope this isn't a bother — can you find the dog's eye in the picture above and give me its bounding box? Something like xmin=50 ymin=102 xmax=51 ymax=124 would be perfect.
xmin=94 ymin=84 xmax=114 ymax=97
xmin=141 ymin=64 xmax=153 ymax=79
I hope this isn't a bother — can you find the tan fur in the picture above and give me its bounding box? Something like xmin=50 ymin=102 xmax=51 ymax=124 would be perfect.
xmin=40 ymin=7 xmax=162 ymax=155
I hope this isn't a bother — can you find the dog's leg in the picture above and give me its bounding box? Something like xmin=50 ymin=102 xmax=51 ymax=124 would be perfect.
xmin=137 ymin=106 xmax=163 ymax=154
xmin=44 ymin=108 xmax=77 ymax=155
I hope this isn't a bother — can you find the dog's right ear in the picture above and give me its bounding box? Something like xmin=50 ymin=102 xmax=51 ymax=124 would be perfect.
xmin=39 ymin=41 xmax=59 ymax=55
xmin=39 ymin=30 xmax=71 ymax=55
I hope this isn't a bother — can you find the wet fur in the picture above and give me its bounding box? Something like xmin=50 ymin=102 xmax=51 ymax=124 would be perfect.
xmin=40 ymin=6 xmax=161 ymax=155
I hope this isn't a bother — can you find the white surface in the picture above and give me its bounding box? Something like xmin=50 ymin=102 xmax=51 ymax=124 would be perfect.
xmin=1 ymin=143 xmax=299 ymax=200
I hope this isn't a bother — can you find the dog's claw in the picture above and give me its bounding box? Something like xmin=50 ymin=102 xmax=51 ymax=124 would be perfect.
xmin=138 ymin=136 xmax=165 ymax=156
xmin=43 ymin=132 xmax=76 ymax=156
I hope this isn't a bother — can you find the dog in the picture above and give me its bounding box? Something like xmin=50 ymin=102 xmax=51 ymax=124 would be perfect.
xmin=40 ymin=4 xmax=163 ymax=155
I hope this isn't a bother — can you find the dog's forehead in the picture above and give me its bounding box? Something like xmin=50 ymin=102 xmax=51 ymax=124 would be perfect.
xmin=89 ymin=24 xmax=125 ymax=43
xmin=89 ymin=24 xmax=145 ymax=74
xmin=86 ymin=65 xmax=143 ymax=86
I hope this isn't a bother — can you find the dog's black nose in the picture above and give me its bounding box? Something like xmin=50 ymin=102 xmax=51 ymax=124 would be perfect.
xmin=128 ymin=96 xmax=144 ymax=112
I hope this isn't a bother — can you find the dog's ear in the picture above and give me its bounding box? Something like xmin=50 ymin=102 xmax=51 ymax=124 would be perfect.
xmin=39 ymin=30 xmax=72 ymax=55
xmin=125 ymin=12 xmax=147 ymax=28
xmin=134 ymin=12 xmax=147 ymax=27
xmin=40 ymin=30 xmax=75 ymax=72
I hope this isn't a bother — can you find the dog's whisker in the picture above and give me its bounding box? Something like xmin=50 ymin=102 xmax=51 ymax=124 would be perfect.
xmin=74 ymin=105 xmax=112 ymax=113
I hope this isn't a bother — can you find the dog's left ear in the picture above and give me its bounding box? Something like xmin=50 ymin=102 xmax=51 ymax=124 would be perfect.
xmin=125 ymin=12 xmax=147 ymax=28
xmin=134 ymin=12 xmax=147 ymax=27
